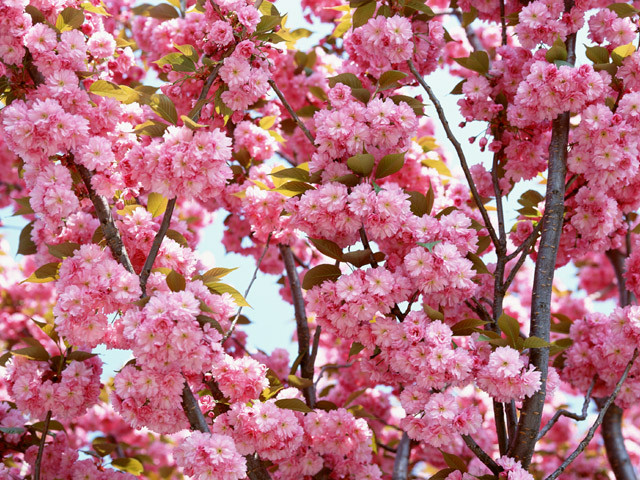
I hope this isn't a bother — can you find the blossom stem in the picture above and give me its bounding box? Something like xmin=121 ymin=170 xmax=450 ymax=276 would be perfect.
xmin=34 ymin=410 xmax=52 ymax=480
xmin=139 ymin=197 xmax=177 ymax=296
xmin=269 ymin=79 xmax=315 ymax=144
xmin=279 ymin=244 xmax=316 ymax=407
xmin=545 ymin=349 xmax=639 ymax=480
xmin=223 ymin=234 xmax=272 ymax=343
xmin=537 ymin=377 xmax=595 ymax=441
xmin=391 ymin=432 xmax=412 ymax=480
xmin=407 ymin=59 xmax=500 ymax=250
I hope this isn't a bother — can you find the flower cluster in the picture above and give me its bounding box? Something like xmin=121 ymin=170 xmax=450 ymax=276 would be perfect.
xmin=476 ymin=346 xmax=542 ymax=402
xmin=174 ymin=431 xmax=247 ymax=480
xmin=53 ymin=245 xmax=140 ymax=349
xmin=6 ymin=355 xmax=102 ymax=422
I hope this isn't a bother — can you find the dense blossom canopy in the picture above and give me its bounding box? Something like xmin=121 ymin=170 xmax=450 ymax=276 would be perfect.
xmin=2 ymin=0 xmax=640 ymax=479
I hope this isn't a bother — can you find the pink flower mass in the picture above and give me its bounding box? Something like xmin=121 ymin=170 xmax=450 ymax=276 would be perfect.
xmin=2 ymin=0 xmax=640 ymax=478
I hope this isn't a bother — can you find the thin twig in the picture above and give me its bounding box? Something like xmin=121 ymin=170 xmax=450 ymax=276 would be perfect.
xmin=139 ymin=197 xmax=177 ymax=296
xmin=538 ymin=377 xmax=595 ymax=440
xmin=545 ymin=349 xmax=639 ymax=480
xmin=279 ymin=244 xmax=315 ymax=407
xmin=407 ymin=59 xmax=499 ymax=249
xmin=310 ymin=326 xmax=321 ymax=369
xmin=499 ymin=0 xmax=508 ymax=46
xmin=223 ymin=235 xmax=272 ymax=343
xmin=269 ymin=79 xmax=315 ymax=144
xmin=392 ymin=432 xmax=412 ymax=480
xmin=34 ymin=410 xmax=52 ymax=480
xmin=505 ymin=221 xmax=543 ymax=262
xmin=463 ymin=434 xmax=502 ymax=475
xmin=314 ymin=362 xmax=354 ymax=388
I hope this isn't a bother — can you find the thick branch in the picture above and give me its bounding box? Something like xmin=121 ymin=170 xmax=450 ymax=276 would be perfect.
xmin=279 ymin=244 xmax=315 ymax=407
xmin=407 ymin=59 xmax=500 ymax=250
xmin=545 ymin=349 xmax=638 ymax=480
xmin=76 ymin=163 xmax=135 ymax=274
xmin=33 ymin=410 xmax=51 ymax=480
xmin=392 ymin=432 xmax=412 ymax=480
xmin=139 ymin=197 xmax=177 ymax=296
xmin=269 ymin=79 xmax=315 ymax=144
xmin=463 ymin=435 xmax=502 ymax=475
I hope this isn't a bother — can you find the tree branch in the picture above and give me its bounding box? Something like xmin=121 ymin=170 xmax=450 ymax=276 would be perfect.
xmin=279 ymin=244 xmax=315 ymax=407
xmin=76 ymin=162 xmax=135 ymax=274
xmin=545 ymin=349 xmax=638 ymax=480
xmin=392 ymin=432 xmax=412 ymax=480
xmin=139 ymin=197 xmax=177 ymax=296
xmin=223 ymin=235 xmax=272 ymax=343
xmin=463 ymin=434 xmax=502 ymax=475
xmin=537 ymin=377 xmax=595 ymax=441
xmin=407 ymin=59 xmax=500 ymax=250
xmin=33 ymin=410 xmax=51 ymax=480
xmin=269 ymin=79 xmax=315 ymax=144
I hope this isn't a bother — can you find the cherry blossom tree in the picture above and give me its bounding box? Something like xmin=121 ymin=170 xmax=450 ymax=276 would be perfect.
xmin=2 ymin=0 xmax=640 ymax=478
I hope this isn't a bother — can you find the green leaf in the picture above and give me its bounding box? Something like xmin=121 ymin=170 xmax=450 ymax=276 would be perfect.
xmin=425 ymin=184 xmax=435 ymax=216
xmin=22 ymin=262 xmax=59 ymax=284
xmin=89 ymin=80 xmax=139 ymax=103
xmin=523 ymin=336 xmax=551 ymax=349
xmin=607 ymin=2 xmax=639 ymax=17
xmin=270 ymin=167 xmax=310 ymax=182
xmin=441 ymin=451 xmax=467 ymax=472
xmin=546 ymin=37 xmax=567 ymax=63
xmin=164 ymin=229 xmax=188 ymax=248
xmin=275 ymin=398 xmax=313 ymax=413
xmin=342 ymin=249 xmax=384 ymax=268
xmin=92 ymin=438 xmax=117 ymax=457
xmin=585 ymin=46 xmax=609 ymax=64
xmin=13 ymin=197 xmax=34 ymax=216
xmin=112 ymin=457 xmax=144 ymax=475
xmin=288 ymin=374 xmax=313 ymax=389
xmin=133 ymin=120 xmax=168 ymax=137
xmin=173 ymin=43 xmax=199 ymax=63
xmin=476 ymin=235 xmax=491 ymax=255
xmin=166 ymin=270 xmax=186 ymax=292
xmin=256 ymin=14 xmax=282 ymax=33
xmin=66 ymin=350 xmax=97 ymax=362
xmin=309 ymin=238 xmax=343 ymax=260
xmin=378 ymin=70 xmax=408 ymax=89
xmin=302 ymin=264 xmax=341 ymax=290
xmin=154 ymin=52 xmax=197 ymax=72
xmin=347 ymin=153 xmax=375 ymax=176
xmin=12 ymin=345 xmax=50 ymax=361
xmin=349 ymin=342 xmax=365 ymax=358
xmin=199 ymin=267 xmax=238 ymax=283
xmin=450 ymin=79 xmax=466 ymax=95
xmin=207 ymin=282 xmax=251 ymax=307
xmin=31 ymin=419 xmax=65 ymax=432
xmin=390 ymin=94 xmax=424 ymax=115
xmin=351 ymin=88 xmax=371 ymax=104
xmin=461 ymin=6 xmax=477 ymax=27
xmin=405 ymin=0 xmax=435 ymax=16
xmin=466 ymin=252 xmax=490 ymax=275
xmin=328 ymin=73 xmax=363 ymax=89
xmin=423 ymin=303 xmax=444 ymax=321
xmin=181 ymin=115 xmax=206 ymax=130
xmin=417 ymin=241 xmax=440 ymax=252
xmin=147 ymin=192 xmax=169 ymax=218
xmin=196 ymin=315 xmax=224 ymax=335
xmin=454 ymin=51 xmax=490 ymax=75
xmin=375 ymin=152 xmax=405 ymax=179
xmin=407 ymin=190 xmax=429 ymax=217
xmin=0 ymin=426 xmax=25 ymax=435
xmin=497 ymin=313 xmax=521 ymax=349
xmin=18 ymin=222 xmax=37 ymax=256
xmin=147 ymin=3 xmax=179 ymax=19
xmin=275 ymin=181 xmax=315 ymax=195
xmin=150 ymin=94 xmax=178 ymax=125
xmin=352 ymin=0 xmax=376 ymax=28
xmin=451 ymin=318 xmax=489 ymax=336
xmin=81 ymin=2 xmax=111 ymax=16
xmin=47 ymin=242 xmax=80 ymax=259
xmin=55 ymin=7 xmax=84 ymax=32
